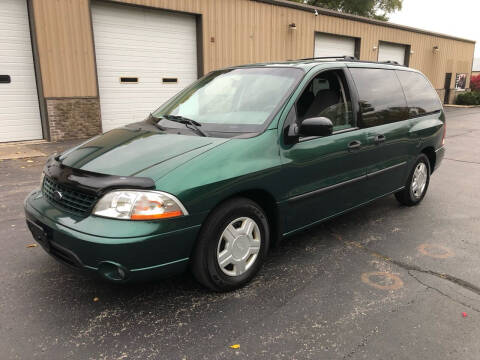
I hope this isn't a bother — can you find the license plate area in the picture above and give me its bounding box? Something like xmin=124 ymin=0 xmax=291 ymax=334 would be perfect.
xmin=26 ymin=219 xmax=51 ymax=251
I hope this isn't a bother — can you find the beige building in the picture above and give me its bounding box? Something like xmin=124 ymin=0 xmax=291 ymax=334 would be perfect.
xmin=0 ymin=0 xmax=475 ymax=142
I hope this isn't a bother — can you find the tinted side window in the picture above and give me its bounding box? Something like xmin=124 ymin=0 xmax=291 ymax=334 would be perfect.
xmin=396 ymin=70 xmax=441 ymax=117
xmin=296 ymin=69 xmax=355 ymax=132
xmin=349 ymin=68 xmax=408 ymax=128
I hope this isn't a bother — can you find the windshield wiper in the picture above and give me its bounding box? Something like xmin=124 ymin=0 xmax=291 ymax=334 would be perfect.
xmin=162 ymin=115 xmax=207 ymax=137
xmin=148 ymin=113 xmax=166 ymax=130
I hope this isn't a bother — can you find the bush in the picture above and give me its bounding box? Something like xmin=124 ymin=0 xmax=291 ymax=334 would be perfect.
xmin=471 ymin=74 xmax=480 ymax=91
xmin=456 ymin=91 xmax=480 ymax=105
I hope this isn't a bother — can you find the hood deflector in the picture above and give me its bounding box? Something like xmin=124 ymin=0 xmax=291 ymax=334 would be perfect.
xmin=44 ymin=155 xmax=155 ymax=196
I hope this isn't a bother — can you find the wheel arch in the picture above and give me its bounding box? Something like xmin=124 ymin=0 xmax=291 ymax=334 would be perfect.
xmin=199 ymin=189 xmax=282 ymax=248
xmin=421 ymin=146 xmax=436 ymax=173
xmin=236 ymin=189 xmax=280 ymax=246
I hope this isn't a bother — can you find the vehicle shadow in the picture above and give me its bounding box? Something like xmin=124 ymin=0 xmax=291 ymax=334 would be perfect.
xmin=17 ymin=195 xmax=414 ymax=358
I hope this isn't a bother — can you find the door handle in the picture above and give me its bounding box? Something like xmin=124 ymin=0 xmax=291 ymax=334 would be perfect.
xmin=348 ymin=140 xmax=362 ymax=151
xmin=374 ymin=134 xmax=386 ymax=144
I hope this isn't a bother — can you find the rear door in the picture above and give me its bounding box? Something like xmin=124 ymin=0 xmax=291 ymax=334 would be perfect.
xmin=348 ymin=67 xmax=411 ymax=198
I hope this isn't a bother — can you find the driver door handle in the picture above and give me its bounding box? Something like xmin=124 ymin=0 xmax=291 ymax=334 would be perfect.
xmin=348 ymin=140 xmax=362 ymax=151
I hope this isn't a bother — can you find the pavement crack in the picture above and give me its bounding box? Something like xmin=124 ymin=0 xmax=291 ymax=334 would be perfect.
xmin=331 ymin=232 xmax=480 ymax=298
xmin=445 ymin=129 xmax=480 ymax=138
xmin=407 ymin=270 xmax=480 ymax=313
xmin=386 ymin=257 xmax=480 ymax=297
xmin=444 ymin=158 xmax=480 ymax=165
xmin=342 ymin=327 xmax=379 ymax=359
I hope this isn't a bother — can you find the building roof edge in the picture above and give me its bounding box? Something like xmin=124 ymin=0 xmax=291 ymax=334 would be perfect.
xmin=253 ymin=0 xmax=476 ymax=44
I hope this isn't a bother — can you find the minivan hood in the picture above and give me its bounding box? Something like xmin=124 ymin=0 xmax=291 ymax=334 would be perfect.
xmin=58 ymin=127 xmax=229 ymax=178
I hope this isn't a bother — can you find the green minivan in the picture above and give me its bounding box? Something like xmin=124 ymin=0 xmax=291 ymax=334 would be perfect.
xmin=25 ymin=58 xmax=446 ymax=291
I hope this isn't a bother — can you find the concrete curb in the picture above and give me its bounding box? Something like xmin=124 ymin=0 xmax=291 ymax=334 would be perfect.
xmin=0 ymin=139 xmax=82 ymax=160
xmin=444 ymin=104 xmax=480 ymax=108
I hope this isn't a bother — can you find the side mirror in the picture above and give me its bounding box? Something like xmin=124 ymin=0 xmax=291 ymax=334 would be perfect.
xmin=299 ymin=117 xmax=333 ymax=137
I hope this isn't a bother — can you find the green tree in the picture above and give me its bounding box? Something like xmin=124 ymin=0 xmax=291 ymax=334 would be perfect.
xmin=290 ymin=0 xmax=402 ymax=21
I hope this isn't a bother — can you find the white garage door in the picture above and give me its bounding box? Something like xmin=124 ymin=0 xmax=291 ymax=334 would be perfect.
xmin=314 ymin=33 xmax=355 ymax=58
xmin=378 ymin=42 xmax=406 ymax=65
xmin=92 ymin=1 xmax=198 ymax=132
xmin=0 ymin=0 xmax=42 ymax=142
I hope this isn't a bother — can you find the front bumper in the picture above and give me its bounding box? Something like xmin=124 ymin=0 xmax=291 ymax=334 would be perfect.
xmin=24 ymin=190 xmax=202 ymax=282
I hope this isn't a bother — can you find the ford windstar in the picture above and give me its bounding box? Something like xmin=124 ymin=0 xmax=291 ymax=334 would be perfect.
xmin=25 ymin=57 xmax=446 ymax=291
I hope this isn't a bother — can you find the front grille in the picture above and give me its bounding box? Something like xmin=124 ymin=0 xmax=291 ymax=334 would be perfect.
xmin=42 ymin=176 xmax=98 ymax=215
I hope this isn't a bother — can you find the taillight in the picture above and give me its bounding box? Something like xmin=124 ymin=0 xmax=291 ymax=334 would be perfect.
xmin=441 ymin=122 xmax=446 ymax=146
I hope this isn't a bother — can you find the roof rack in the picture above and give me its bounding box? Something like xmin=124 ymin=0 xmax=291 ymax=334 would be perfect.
xmin=299 ymin=55 xmax=358 ymax=61
xmin=296 ymin=56 xmax=406 ymax=67
xmin=379 ymin=60 xmax=401 ymax=65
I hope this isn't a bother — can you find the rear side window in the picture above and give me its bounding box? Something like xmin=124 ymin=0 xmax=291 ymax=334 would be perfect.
xmin=349 ymin=68 xmax=408 ymax=128
xmin=396 ymin=70 xmax=441 ymax=117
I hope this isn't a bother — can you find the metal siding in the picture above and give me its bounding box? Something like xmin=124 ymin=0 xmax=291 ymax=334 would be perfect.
xmin=32 ymin=0 xmax=475 ymax=97
xmin=32 ymin=0 xmax=97 ymax=97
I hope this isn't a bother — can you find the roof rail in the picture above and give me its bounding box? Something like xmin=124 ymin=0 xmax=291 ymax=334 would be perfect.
xmin=295 ymin=56 xmax=407 ymax=67
xmin=299 ymin=55 xmax=358 ymax=61
xmin=379 ymin=60 xmax=400 ymax=65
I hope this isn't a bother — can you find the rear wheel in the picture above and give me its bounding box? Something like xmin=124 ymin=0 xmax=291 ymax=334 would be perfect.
xmin=395 ymin=154 xmax=431 ymax=206
xmin=192 ymin=198 xmax=269 ymax=292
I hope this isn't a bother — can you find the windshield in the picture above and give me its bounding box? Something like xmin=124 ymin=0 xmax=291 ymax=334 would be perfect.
xmin=153 ymin=67 xmax=303 ymax=135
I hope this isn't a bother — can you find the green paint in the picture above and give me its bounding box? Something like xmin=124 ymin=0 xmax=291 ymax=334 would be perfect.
xmin=25 ymin=60 xmax=446 ymax=282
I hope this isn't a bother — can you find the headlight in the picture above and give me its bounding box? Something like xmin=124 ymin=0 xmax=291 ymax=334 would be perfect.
xmin=93 ymin=190 xmax=188 ymax=220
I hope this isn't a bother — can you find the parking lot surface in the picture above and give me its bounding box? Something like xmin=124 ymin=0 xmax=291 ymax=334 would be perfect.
xmin=1 ymin=107 xmax=480 ymax=359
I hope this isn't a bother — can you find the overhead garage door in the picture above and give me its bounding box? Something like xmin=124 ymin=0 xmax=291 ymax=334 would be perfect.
xmin=378 ymin=42 xmax=406 ymax=65
xmin=314 ymin=33 xmax=355 ymax=58
xmin=0 ymin=0 xmax=42 ymax=142
xmin=92 ymin=1 xmax=198 ymax=132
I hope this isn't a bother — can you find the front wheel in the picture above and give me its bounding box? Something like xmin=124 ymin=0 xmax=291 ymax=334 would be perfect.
xmin=395 ymin=154 xmax=431 ymax=206
xmin=191 ymin=198 xmax=270 ymax=292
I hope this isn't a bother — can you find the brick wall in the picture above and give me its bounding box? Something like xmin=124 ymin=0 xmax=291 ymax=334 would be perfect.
xmin=46 ymin=97 xmax=102 ymax=142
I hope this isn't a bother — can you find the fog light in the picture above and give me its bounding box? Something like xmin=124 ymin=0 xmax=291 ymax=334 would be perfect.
xmin=98 ymin=261 xmax=129 ymax=281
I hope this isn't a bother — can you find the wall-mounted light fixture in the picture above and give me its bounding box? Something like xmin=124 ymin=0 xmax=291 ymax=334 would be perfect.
xmin=433 ymin=46 xmax=440 ymax=53
xmin=410 ymin=50 xmax=415 ymax=55
xmin=288 ymin=23 xmax=297 ymax=30
xmin=372 ymin=46 xmax=378 ymax=51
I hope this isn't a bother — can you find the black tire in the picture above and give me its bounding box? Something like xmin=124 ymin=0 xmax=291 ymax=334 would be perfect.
xmin=191 ymin=198 xmax=270 ymax=292
xmin=395 ymin=154 xmax=431 ymax=206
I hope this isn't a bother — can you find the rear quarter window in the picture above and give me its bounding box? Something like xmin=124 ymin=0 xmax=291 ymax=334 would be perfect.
xmin=349 ymin=68 xmax=408 ymax=128
xmin=396 ymin=70 xmax=442 ymax=117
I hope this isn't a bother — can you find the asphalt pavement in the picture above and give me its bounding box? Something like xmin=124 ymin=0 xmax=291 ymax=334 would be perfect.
xmin=1 ymin=107 xmax=480 ymax=359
